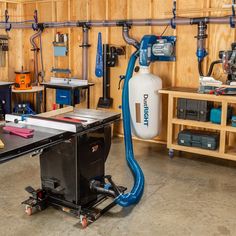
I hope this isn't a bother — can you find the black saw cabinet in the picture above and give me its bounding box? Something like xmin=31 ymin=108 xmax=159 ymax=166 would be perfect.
xmin=40 ymin=126 xmax=111 ymax=206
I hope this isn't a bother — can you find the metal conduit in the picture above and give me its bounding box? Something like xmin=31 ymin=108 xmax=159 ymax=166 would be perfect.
xmin=0 ymin=16 xmax=235 ymax=29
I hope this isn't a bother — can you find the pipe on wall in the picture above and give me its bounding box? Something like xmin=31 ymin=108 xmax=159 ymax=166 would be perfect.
xmin=122 ymin=26 xmax=140 ymax=49
xmin=81 ymin=25 xmax=90 ymax=81
xmin=0 ymin=16 xmax=236 ymax=29
xmin=30 ymin=29 xmax=42 ymax=85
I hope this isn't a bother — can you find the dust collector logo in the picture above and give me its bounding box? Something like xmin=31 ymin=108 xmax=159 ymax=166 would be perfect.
xmin=143 ymin=94 xmax=149 ymax=127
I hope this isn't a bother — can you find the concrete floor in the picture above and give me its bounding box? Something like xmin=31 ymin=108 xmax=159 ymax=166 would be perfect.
xmin=1 ymin=138 xmax=236 ymax=236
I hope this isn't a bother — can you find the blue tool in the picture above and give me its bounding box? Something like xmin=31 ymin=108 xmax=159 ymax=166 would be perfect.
xmin=139 ymin=35 xmax=176 ymax=66
xmin=95 ymin=32 xmax=103 ymax=77
xmin=14 ymin=103 xmax=36 ymax=115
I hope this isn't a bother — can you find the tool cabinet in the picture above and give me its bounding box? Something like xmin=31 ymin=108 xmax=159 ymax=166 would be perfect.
xmin=160 ymin=88 xmax=236 ymax=160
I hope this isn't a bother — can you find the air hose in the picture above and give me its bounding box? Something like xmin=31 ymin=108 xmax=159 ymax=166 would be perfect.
xmin=115 ymin=50 xmax=145 ymax=207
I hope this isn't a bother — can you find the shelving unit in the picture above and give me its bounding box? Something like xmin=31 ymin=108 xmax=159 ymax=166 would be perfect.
xmin=160 ymin=87 xmax=236 ymax=161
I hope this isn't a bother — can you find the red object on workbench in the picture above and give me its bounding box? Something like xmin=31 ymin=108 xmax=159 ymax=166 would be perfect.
xmin=3 ymin=126 xmax=34 ymax=139
xmin=54 ymin=116 xmax=87 ymax=123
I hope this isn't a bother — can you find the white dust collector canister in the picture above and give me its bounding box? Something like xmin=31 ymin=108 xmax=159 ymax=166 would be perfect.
xmin=129 ymin=66 xmax=162 ymax=139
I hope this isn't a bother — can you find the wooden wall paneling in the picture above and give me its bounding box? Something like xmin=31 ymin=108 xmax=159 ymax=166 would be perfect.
xmin=88 ymin=0 xmax=107 ymax=109
xmin=0 ymin=2 xmax=8 ymax=81
xmin=7 ymin=2 xmax=22 ymax=81
xmin=70 ymin=0 xmax=87 ymax=78
xmin=37 ymin=1 xmax=54 ymax=110
xmin=208 ymin=0 xmax=235 ymax=83
xmin=22 ymin=2 xmax=35 ymax=73
xmin=55 ymin=0 xmax=69 ymax=71
xmin=152 ymin=0 xmax=174 ymax=141
xmin=108 ymin=0 xmax=128 ymax=113
xmin=175 ymin=0 xmax=206 ymax=88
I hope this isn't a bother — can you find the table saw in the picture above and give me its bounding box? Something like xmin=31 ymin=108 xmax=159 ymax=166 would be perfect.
xmin=0 ymin=107 xmax=124 ymax=228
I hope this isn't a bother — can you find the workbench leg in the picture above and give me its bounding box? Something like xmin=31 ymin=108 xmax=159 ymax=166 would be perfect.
xmin=36 ymin=91 xmax=40 ymax=114
xmin=167 ymin=95 xmax=174 ymax=152
xmin=44 ymin=87 xmax=47 ymax=112
xmin=71 ymin=89 xmax=75 ymax=107
xmin=87 ymin=88 xmax=90 ymax=109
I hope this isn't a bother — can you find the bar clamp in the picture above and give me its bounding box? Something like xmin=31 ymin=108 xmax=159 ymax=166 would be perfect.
xmin=170 ymin=0 xmax=176 ymax=29
xmin=5 ymin=10 xmax=11 ymax=32
xmin=230 ymin=0 xmax=236 ymax=28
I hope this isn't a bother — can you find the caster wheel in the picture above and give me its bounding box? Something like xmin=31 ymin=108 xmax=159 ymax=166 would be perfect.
xmin=168 ymin=149 xmax=174 ymax=159
xmin=25 ymin=205 xmax=33 ymax=216
xmin=81 ymin=217 xmax=88 ymax=228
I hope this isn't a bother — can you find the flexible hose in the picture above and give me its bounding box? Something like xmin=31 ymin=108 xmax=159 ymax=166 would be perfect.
xmin=198 ymin=61 xmax=204 ymax=76
xmin=198 ymin=59 xmax=222 ymax=77
xmin=116 ymin=51 xmax=145 ymax=207
xmin=207 ymin=60 xmax=222 ymax=76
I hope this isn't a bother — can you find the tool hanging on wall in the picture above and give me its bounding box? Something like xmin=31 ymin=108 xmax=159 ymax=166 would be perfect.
xmin=0 ymin=35 xmax=9 ymax=67
xmin=30 ymin=11 xmax=45 ymax=85
xmin=95 ymin=32 xmax=103 ymax=77
xmin=53 ymin=32 xmax=68 ymax=56
xmin=97 ymin=43 xmax=125 ymax=108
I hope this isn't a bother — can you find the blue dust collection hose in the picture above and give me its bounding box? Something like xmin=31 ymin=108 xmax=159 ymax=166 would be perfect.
xmin=116 ymin=51 xmax=145 ymax=207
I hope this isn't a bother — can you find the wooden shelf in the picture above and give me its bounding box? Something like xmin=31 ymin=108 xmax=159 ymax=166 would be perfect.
xmin=171 ymin=142 xmax=219 ymax=157
xmin=172 ymin=118 xmax=236 ymax=132
xmin=225 ymin=125 xmax=236 ymax=133
xmin=172 ymin=118 xmax=221 ymax=130
xmin=164 ymin=87 xmax=236 ymax=161
xmin=160 ymin=87 xmax=236 ymax=103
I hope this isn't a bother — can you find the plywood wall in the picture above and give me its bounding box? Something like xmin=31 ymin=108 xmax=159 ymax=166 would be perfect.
xmin=1 ymin=0 xmax=236 ymax=142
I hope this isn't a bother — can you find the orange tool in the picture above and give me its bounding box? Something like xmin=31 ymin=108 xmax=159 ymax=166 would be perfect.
xmin=14 ymin=70 xmax=32 ymax=90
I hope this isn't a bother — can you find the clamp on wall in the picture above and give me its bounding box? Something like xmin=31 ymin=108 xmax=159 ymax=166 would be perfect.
xmin=32 ymin=10 xmax=38 ymax=31
xmin=230 ymin=0 xmax=236 ymax=28
xmin=170 ymin=0 xmax=177 ymax=29
xmin=5 ymin=10 xmax=11 ymax=32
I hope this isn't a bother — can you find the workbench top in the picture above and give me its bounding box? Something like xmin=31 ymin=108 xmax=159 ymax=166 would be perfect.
xmin=12 ymin=86 xmax=44 ymax=93
xmin=0 ymin=82 xmax=14 ymax=87
xmin=160 ymin=87 xmax=236 ymax=102
xmin=41 ymin=82 xmax=95 ymax=89
xmin=0 ymin=124 xmax=66 ymax=163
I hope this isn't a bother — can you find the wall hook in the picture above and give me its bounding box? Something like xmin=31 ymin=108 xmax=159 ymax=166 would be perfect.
xmin=5 ymin=10 xmax=11 ymax=32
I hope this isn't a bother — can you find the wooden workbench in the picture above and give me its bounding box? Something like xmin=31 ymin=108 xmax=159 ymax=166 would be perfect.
xmin=160 ymin=87 xmax=236 ymax=161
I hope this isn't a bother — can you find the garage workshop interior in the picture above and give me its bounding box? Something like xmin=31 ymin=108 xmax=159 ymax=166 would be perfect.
xmin=1 ymin=0 xmax=236 ymax=234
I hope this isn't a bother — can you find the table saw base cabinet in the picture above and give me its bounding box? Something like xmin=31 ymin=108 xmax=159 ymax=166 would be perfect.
xmin=40 ymin=126 xmax=111 ymax=206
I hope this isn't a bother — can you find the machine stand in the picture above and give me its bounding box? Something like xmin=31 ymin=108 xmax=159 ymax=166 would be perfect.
xmin=97 ymin=97 xmax=113 ymax=109
xmin=22 ymin=183 xmax=125 ymax=228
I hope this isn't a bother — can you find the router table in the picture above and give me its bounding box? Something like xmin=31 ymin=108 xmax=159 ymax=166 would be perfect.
xmin=41 ymin=82 xmax=95 ymax=110
xmin=0 ymin=107 xmax=123 ymax=228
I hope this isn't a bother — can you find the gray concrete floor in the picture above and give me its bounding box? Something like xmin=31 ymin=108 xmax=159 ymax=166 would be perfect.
xmin=1 ymin=138 xmax=236 ymax=236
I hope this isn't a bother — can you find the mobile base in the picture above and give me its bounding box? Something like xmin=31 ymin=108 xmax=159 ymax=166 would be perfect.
xmin=22 ymin=185 xmax=125 ymax=228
